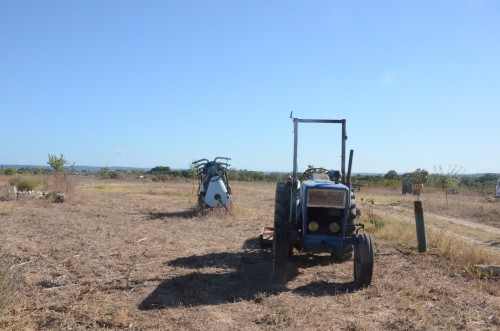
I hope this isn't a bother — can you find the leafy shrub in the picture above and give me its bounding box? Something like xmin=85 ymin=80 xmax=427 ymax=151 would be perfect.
xmin=3 ymin=167 xmax=16 ymax=175
xmin=8 ymin=176 xmax=47 ymax=191
xmin=47 ymin=153 xmax=67 ymax=172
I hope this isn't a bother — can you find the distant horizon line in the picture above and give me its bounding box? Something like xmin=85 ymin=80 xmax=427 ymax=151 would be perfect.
xmin=1 ymin=164 xmax=498 ymax=176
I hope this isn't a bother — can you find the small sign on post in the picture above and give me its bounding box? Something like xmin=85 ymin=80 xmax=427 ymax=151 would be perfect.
xmin=412 ymin=183 xmax=423 ymax=200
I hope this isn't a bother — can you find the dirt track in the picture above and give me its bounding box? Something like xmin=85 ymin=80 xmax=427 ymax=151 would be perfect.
xmin=370 ymin=203 xmax=500 ymax=254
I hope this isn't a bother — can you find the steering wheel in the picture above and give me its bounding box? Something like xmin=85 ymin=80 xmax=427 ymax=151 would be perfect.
xmin=301 ymin=167 xmax=329 ymax=180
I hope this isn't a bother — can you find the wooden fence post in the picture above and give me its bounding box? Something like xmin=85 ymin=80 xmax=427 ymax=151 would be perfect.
xmin=414 ymin=201 xmax=427 ymax=253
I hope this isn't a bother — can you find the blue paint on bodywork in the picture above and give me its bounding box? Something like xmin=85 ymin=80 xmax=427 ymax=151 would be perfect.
xmin=300 ymin=180 xmax=351 ymax=250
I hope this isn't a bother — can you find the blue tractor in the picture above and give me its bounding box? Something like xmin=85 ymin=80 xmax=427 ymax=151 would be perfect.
xmin=270 ymin=116 xmax=374 ymax=286
xmin=192 ymin=157 xmax=232 ymax=208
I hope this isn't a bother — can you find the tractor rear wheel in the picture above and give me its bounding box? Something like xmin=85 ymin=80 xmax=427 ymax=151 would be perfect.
xmin=348 ymin=191 xmax=358 ymax=230
xmin=272 ymin=229 xmax=288 ymax=283
xmin=272 ymin=181 xmax=291 ymax=284
xmin=353 ymin=233 xmax=374 ymax=287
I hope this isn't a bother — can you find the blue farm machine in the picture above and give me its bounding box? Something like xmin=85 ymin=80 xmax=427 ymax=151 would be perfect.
xmin=262 ymin=116 xmax=375 ymax=286
xmin=192 ymin=157 xmax=232 ymax=208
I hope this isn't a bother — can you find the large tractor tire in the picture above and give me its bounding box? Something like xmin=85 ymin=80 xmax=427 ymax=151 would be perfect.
xmin=348 ymin=191 xmax=358 ymax=231
xmin=353 ymin=233 xmax=374 ymax=287
xmin=272 ymin=181 xmax=291 ymax=284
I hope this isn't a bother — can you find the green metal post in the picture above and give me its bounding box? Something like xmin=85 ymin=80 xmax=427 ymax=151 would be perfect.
xmin=414 ymin=201 xmax=427 ymax=252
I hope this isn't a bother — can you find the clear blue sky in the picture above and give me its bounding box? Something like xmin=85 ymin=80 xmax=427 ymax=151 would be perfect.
xmin=1 ymin=1 xmax=499 ymax=174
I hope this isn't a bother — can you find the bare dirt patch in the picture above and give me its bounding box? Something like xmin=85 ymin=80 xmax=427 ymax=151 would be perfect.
xmin=0 ymin=179 xmax=498 ymax=330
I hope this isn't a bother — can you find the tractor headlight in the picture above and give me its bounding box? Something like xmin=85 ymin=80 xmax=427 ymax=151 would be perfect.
xmin=329 ymin=222 xmax=341 ymax=234
xmin=308 ymin=221 xmax=319 ymax=232
xmin=307 ymin=189 xmax=346 ymax=208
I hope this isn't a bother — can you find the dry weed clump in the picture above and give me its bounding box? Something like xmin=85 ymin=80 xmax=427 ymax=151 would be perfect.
xmin=360 ymin=212 xmax=417 ymax=249
xmin=0 ymin=253 xmax=21 ymax=319
xmin=47 ymin=173 xmax=76 ymax=198
xmin=428 ymin=230 xmax=499 ymax=274
xmin=254 ymin=296 xmax=297 ymax=328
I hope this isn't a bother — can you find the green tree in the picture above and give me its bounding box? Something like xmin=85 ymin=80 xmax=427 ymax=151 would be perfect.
xmin=4 ymin=167 xmax=16 ymax=176
xmin=384 ymin=170 xmax=399 ymax=180
xmin=148 ymin=166 xmax=171 ymax=176
xmin=432 ymin=165 xmax=463 ymax=206
xmin=477 ymin=173 xmax=498 ymax=184
xmin=99 ymin=166 xmax=111 ymax=186
xmin=409 ymin=168 xmax=428 ymax=184
xmin=47 ymin=154 xmax=68 ymax=172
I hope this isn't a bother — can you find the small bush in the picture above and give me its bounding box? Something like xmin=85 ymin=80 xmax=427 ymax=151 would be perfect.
xmin=8 ymin=176 xmax=47 ymax=191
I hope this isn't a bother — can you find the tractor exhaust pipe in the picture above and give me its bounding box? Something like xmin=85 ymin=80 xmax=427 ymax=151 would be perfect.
xmin=346 ymin=149 xmax=354 ymax=187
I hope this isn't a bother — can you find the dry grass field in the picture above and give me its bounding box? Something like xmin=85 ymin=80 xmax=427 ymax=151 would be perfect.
xmin=360 ymin=186 xmax=500 ymax=253
xmin=0 ymin=178 xmax=499 ymax=330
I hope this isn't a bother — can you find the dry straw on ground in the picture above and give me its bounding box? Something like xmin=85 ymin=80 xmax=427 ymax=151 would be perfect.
xmin=0 ymin=178 xmax=498 ymax=330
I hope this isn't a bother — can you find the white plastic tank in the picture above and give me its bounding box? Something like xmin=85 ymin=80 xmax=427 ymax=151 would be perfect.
xmin=204 ymin=176 xmax=230 ymax=207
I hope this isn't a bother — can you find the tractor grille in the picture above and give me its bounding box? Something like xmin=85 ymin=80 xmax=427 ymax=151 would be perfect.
xmin=306 ymin=207 xmax=344 ymax=235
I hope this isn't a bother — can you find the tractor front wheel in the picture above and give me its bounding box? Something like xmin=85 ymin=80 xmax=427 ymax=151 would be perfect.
xmin=353 ymin=233 xmax=374 ymax=287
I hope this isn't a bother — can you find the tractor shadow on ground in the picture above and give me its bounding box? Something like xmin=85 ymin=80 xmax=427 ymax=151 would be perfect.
xmin=147 ymin=209 xmax=200 ymax=220
xmin=146 ymin=206 xmax=233 ymax=221
xmin=138 ymin=238 xmax=278 ymax=310
xmin=292 ymin=280 xmax=356 ymax=296
xmin=138 ymin=238 xmax=355 ymax=310
xmin=288 ymin=253 xmax=358 ymax=296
